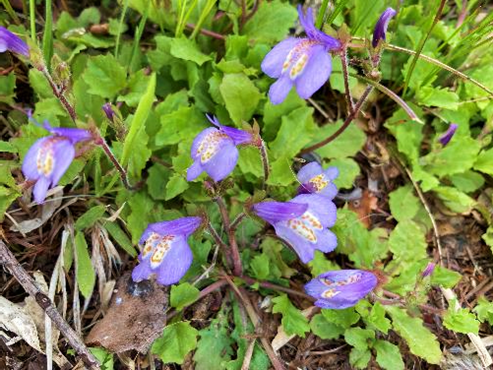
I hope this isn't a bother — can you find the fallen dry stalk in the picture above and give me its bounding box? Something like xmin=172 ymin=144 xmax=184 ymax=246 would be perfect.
xmin=0 ymin=240 xmax=100 ymax=369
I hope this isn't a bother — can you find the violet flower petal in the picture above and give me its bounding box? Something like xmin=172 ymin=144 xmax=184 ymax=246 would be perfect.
xmin=297 ymin=163 xmax=339 ymax=199
xmin=291 ymin=194 xmax=337 ymax=228
xmin=202 ymin=140 xmax=239 ymax=182
xmin=305 ymin=270 xmax=377 ymax=309
xmin=438 ymin=123 xmax=458 ymax=146
xmin=33 ymin=176 xmax=50 ymax=204
xmin=145 ymin=217 xmax=202 ymax=240
xmin=253 ymin=201 xmax=308 ymax=224
xmin=22 ymin=137 xmax=47 ymax=181
xmin=372 ymin=7 xmax=397 ymax=48
xmin=155 ymin=236 xmax=193 ymax=285
xmin=422 ymin=262 xmax=436 ymax=277
xmin=294 ymin=44 xmax=332 ymax=99
xmin=0 ymin=26 xmax=29 ymax=56
xmin=206 ymin=115 xmax=253 ymax=146
xmin=268 ymin=75 xmax=294 ymax=105
xmin=131 ymin=260 xmax=153 ymax=282
xmin=50 ymin=139 xmax=76 ymax=186
xmin=186 ymin=160 xmax=204 ymax=181
xmin=261 ymin=37 xmax=300 ymax=78
xmin=274 ymin=223 xmax=317 ymax=263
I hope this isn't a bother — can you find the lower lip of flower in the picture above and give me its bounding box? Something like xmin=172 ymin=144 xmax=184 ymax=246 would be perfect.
xmin=197 ymin=130 xmax=229 ymax=163
xmin=286 ymin=211 xmax=323 ymax=243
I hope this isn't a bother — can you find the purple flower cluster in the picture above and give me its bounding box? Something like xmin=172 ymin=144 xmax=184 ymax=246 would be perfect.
xmin=22 ymin=121 xmax=92 ymax=204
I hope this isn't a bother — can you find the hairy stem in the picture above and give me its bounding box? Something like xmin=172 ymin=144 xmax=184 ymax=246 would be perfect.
xmin=259 ymin=140 xmax=270 ymax=190
xmin=42 ymin=68 xmax=77 ymax=122
xmin=340 ymin=47 xmax=355 ymax=114
xmin=299 ymin=85 xmax=373 ymax=155
xmin=215 ymin=197 xmax=243 ymax=276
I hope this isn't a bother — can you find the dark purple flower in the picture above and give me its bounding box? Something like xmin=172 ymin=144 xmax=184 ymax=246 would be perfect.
xmin=438 ymin=123 xmax=458 ymax=146
xmin=187 ymin=115 xmax=253 ymax=182
xmin=0 ymin=26 xmax=29 ymax=57
xmin=372 ymin=8 xmax=397 ymax=48
xmin=131 ymin=216 xmax=202 ymax=286
xmin=261 ymin=6 xmax=341 ymax=105
xmin=102 ymin=103 xmax=115 ymax=123
xmin=253 ymin=194 xmax=337 ymax=263
xmin=297 ymin=162 xmax=338 ymax=199
xmin=422 ymin=262 xmax=436 ymax=278
xmin=305 ymin=270 xmax=378 ymax=309
xmin=22 ymin=121 xmax=92 ymax=204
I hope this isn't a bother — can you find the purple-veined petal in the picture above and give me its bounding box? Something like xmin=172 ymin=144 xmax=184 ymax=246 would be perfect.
xmin=50 ymin=127 xmax=92 ymax=144
xmin=202 ymin=141 xmax=239 ymax=182
xmin=50 ymin=139 xmax=76 ymax=186
xmin=102 ymin=103 xmax=115 ymax=122
xmin=323 ymin=167 xmax=339 ymax=181
xmin=0 ymin=26 xmax=29 ymax=56
xmin=261 ymin=37 xmax=300 ymax=79
xmin=294 ymin=44 xmax=332 ymax=100
xmin=155 ymin=236 xmax=193 ymax=285
xmin=438 ymin=123 xmax=458 ymax=146
xmin=190 ymin=127 xmax=218 ymax=160
xmin=253 ymin=201 xmax=308 ymax=225
xmin=131 ymin=260 xmax=153 ymax=282
xmin=269 ymin=75 xmax=294 ymax=105
xmin=147 ymin=217 xmax=202 ymax=238
xmin=297 ymin=6 xmax=340 ymax=48
xmin=22 ymin=137 xmax=48 ymax=181
xmin=305 ymin=270 xmax=377 ymax=309
xmin=274 ymin=223 xmax=316 ymax=263
xmin=206 ymin=115 xmax=253 ymax=145
xmin=372 ymin=7 xmax=397 ymax=48
xmin=186 ymin=160 xmax=204 ymax=181
xmin=422 ymin=262 xmax=436 ymax=277
xmin=297 ymin=162 xmax=323 ymax=184
xmin=291 ymin=194 xmax=337 ymax=228
xmin=33 ymin=176 xmax=50 ymax=204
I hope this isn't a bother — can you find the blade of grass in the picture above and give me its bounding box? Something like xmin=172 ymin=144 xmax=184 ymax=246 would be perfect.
xmin=325 ymin=0 xmax=350 ymax=27
xmin=190 ymin=0 xmax=217 ymax=39
xmin=42 ymin=0 xmax=53 ymax=69
xmin=128 ymin=3 xmax=149 ymax=72
xmin=315 ymin=0 xmax=330 ymax=29
xmin=114 ymin=0 xmax=129 ymax=59
xmin=403 ymin=0 xmax=446 ymax=95
xmin=121 ymin=73 xmax=156 ymax=166
xmin=29 ymin=0 xmax=36 ymax=42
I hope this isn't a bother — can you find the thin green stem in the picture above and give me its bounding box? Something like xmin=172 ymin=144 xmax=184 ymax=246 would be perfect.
xmin=1 ymin=0 xmax=20 ymax=24
xmin=259 ymin=140 xmax=270 ymax=190
xmin=315 ymin=0 xmax=330 ymax=29
xmin=190 ymin=0 xmax=217 ymax=39
xmin=42 ymin=0 xmax=53 ymax=68
xmin=114 ymin=0 xmax=129 ymax=58
xmin=29 ymin=0 xmax=36 ymax=42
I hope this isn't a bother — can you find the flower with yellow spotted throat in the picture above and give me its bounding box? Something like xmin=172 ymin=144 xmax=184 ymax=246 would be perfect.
xmin=261 ymin=6 xmax=341 ymax=105
xmin=187 ymin=115 xmax=254 ymax=182
xmin=132 ymin=217 xmax=202 ymax=286
xmin=22 ymin=120 xmax=92 ymax=204
xmin=297 ymin=162 xmax=339 ymax=200
xmin=305 ymin=270 xmax=378 ymax=309
xmin=253 ymin=194 xmax=337 ymax=263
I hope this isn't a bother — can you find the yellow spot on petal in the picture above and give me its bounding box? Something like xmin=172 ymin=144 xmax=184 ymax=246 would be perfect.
xmin=322 ymin=288 xmax=340 ymax=299
xmin=287 ymin=211 xmax=322 ymax=243
xmin=196 ymin=130 xmax=230 ymax=164
xmin=308 ymin=174 xmax=329 ymax=192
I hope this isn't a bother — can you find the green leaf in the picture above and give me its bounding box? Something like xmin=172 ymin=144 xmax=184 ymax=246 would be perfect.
xmin=90 ymin=347 xmax=114 ymax=370
xmin=388 ymin=221 xmax=427 ymax=265
xmin=250 ymin=253 xmax=271 ymax=280
xmin=152 ymin=322 xmax=198 ymax=365
xmin=117 ymin=70 xmax=152 ymax=107
xmin=388 ymin=185 xmax=421 ymax=222
xmin=0 ymin=141 xmax=17 ymax=153
xmin=272 ymin=294 xmax=310 ymax=337
xmin=194 ymin=311 xmax=234 ymax=370
xmin=327 ymin=157 xmax=361 ymax=189
xmin=349 ymin=347 xmax=371 ymax=369
xmin=83 ymin=54 xmax=127 ymax=98
xmin=433 ymin=186 xmax=475 ymax=213
xmin=430 ymin=266 xmax=461 ymax=288
xmin=170 ymin=37 xmax=212 ymax=66
xmin=237 ymin=146 xmax=264 ymax=177
xmin=0 ymin=74 xmax=16 ymax=104
xmin=365 ymin=302 xmax=392 ymax=334
xmin=312 ymin=121 xmax=366 ymax=160
xmin=170 ymin=283 xmax=200 ymax=311
xmin=75 ymin=205 xmax=106 ymax=231
xmin=308 ymin=251 xmax=340 ymax=277
xmin=416 ymin=86 xmax=459 ymax=110
xmin=474 ymin=148 xmax=493 ymax=176
xmin=219 ymin=73 xmax=261 ymax=125
xmin=321 ymin=307 xmax=360 ymax=328
xmin=104 ymin=221 xmax=137 ymax=257
xmin=423 ymin=137 xmax=481 ymax=177
xmin=344 ymin=327 xmax=375 ymax=351
xmin=165 ymin=174 xmax=189 ymax=200
xmin=386 ymin=306 xmax=442 ymax=364
xmin=374 ymin=340 xmax=405 ymax=370
xmin=121 ymin=73 xmax=155 ymax=167
xmin=156 ymin=106 xmax=207 ymax=147
xmin=443 ymin=303 xmax=480 ymax=334
xmin=242 ymin=0 xmax=298 ymax=43
xmin=473 ymin=297 xmax=493 ymax=325
xmin=310 ymin=314 xmax=345 ymax=340
xmin=0 ymin=186 xmax=21 ymax=222
xmin=74 ymin=232 xmax=95 ymax=299
xmin=448 ymin=171 xmax=485 ymax=193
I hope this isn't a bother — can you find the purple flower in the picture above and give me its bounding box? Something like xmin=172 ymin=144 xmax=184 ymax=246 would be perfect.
xmin=102 ymin=103 xmax=115 ymax=123
xmin=187 ymin=115 xmax=253 ymax=182
xmin=261 ymin=6 xmax=341 ymax=105
xmin=372 ymin=8 xmax=397 ymax=48
xmin=22 ymin=121 xmax=92 ymax=204
xmin=438 ymin=123 xmax=458 ymax=146
xmin=0 ymin=26 xmax=29 ymax=57
xmin=297 ymin=162 xmax=338 ymax=200
xmin=253 ymin=194 xmax=337 ymax=263
xmin=422 ymin=262 xmax=436 ymax=278
xmin=305 ymin=270 xmax=378 ymax=309
xmin=131 ymin=217 xmax=202 ymax=286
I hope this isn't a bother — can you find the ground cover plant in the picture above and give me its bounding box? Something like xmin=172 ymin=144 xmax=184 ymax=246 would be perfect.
xmin=1 ymin=0 xmax=493 ymax=369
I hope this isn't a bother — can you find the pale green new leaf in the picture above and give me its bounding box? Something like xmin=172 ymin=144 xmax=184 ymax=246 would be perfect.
xmin=170 ymin=283 xmax=200 ymax=311
xmin=152 ymin=322 xmax=198 ymax=365
xmin=74 ymin=232 xmax=96 ymax=299
xmin=374 ymin=340 xmax=405 ymax=370
xmin=272 ymin=294 xmax=310 ymax=337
